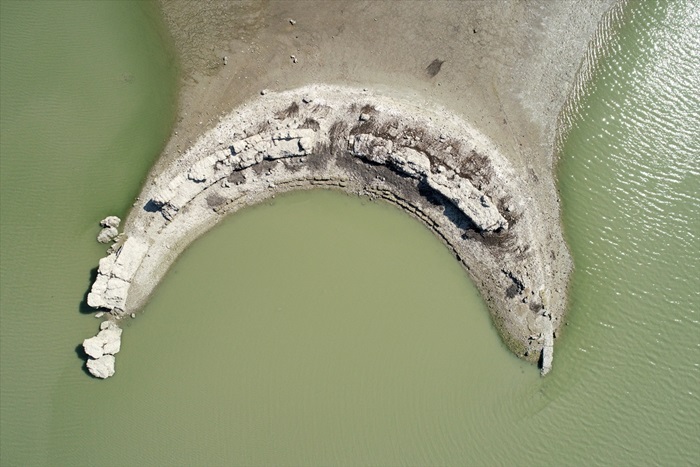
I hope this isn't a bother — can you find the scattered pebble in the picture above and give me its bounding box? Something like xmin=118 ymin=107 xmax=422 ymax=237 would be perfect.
xmin=290 ymin=55 xmax=298 ymax=63
xmin=130 ymin=313 xmax=136 ymax=319
xmin=260 ymin=89 xmax=268 ymax=95
xmin=95 ymin=312 xmax=104 ymax=318
xmin=289 ymin=18 xmax=296 ymax=25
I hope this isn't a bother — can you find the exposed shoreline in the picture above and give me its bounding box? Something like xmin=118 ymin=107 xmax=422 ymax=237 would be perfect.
xmin=86 ymin=85 xmax=564 ymax=376
xmin=82 ymin=1 xmax=616 ymax=377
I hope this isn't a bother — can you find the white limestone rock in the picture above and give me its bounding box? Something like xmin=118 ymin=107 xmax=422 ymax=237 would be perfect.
xmin=101 ymin=277 xmax=130 ymax=310
xmin=98 ymin=254 xmax=116 ymax=273
xmin=426 ymin=173 xmax=507 ymax=232
xmin=88 ymin=273 xmax=109 ymax=299
xmin=82 ymin=321 xmax=122 ymax=359
xmin=82 ymin=336 xmax=104 ymax=359
xmin=100 ymin=216 xmax=121 ymax=228
xmin=349 ymin=133 xmax=505 ymax=232
xmin=187 ymin=154 xmax=219 ymax=182
xmin=351 ymin=134 xmax=393 ymax=164
xmin=388 ymin=148 xmax=430 ymax=178
xmin=268 ymin=129 xmax=316 ymax=159
xmin=152 ymin=176 xmax=184 ymax=206
xmin=167 ymin=180 xmax=210 ymax=213
xmin=268 ymin=138 xmax=302 ymax=159
xmin=86 ymin=354 xmax=115 ymax=379
xmin=231 ymin=139 xmax=247 ymax=154
xmin=87 ymin=275 xmax=129 ymax=310
xmin=87 ymin=237 xmax=149 ymax=312
xmin=110 ymin=237 xmax=149 ymax=281
xmin=540 ymin=319 xmax=554 ymax=375
xmin=97 ymin=226 xmax=118 ymax=244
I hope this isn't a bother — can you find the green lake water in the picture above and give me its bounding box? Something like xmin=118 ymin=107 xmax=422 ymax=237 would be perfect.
xmin=1 ymin=0 xmax=698 ymax=465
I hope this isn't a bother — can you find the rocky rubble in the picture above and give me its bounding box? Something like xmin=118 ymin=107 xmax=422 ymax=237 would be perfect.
xmin=86 ymin=237 xmax=148 ymax=313
xmin=97 ymin=226 xmax=118 ymax=243
xmin=83 ymin=320 xmax=122 ymax=378
xmin=150 ymin=115 xmax=506 ymax=236
xmin=96 ymin=216 xmax=121 ymax=243
xmin=349 ymin=133 xmax=507 ymax=232
xmin=425 ymin=174 xmax=507 ymax=232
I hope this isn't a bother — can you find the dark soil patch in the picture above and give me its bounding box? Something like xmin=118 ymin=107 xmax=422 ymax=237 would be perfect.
xmin=426 ymin=59 xmax=444 ymax=77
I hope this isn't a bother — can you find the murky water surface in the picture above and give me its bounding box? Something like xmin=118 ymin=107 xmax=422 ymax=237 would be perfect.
xmin=1 ymin=0 xmax=698 ymax=465
xmin=0 ymin=1 xmax=177 ymax=464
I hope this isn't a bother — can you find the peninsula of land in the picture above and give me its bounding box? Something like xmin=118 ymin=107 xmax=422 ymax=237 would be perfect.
xmin=82 ymin=0 xmax=615 ymax=378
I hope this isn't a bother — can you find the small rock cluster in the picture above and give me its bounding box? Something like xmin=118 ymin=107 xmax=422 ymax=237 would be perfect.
xmin=83 ymin=320 xmax=122 ymax=378
xmin=96 ymin=216 xmax=120 ymax=244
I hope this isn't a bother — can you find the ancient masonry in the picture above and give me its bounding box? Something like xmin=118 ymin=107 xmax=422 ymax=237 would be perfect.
xmin=83 ymin=85 xmax=566 ymax=378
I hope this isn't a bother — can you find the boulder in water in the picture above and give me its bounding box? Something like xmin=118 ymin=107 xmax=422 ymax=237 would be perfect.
xmin=100 ymin=216 xmax=121 ymax=228
xmin=97 ymin=226 xmax=118 ymax=243
xmin=86 ymin=354 xmax=115 ymax=379
xmin=82 ymin=321 xmax=122 ymax=359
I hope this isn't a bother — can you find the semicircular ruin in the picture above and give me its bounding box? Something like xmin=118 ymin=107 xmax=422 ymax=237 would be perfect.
xmin=83 ymin=85 xmax=567 ymax=378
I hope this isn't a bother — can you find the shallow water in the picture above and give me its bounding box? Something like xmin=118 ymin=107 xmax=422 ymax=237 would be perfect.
xmin=0 ymin=1 xmax=177 ymax=464
xmin=58 ymin=190 xmax=534 ymax=465
xmin=1 ymin=0 xmax=699 ymax=465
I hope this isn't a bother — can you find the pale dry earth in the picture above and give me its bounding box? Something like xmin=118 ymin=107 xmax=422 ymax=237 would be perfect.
xmin=83 ymin=0 xmax=615 ymax=377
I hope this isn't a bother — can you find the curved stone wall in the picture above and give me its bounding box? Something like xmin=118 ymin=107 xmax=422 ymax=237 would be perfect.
xmin=84 ymin=85 xmax=568 ymax=377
